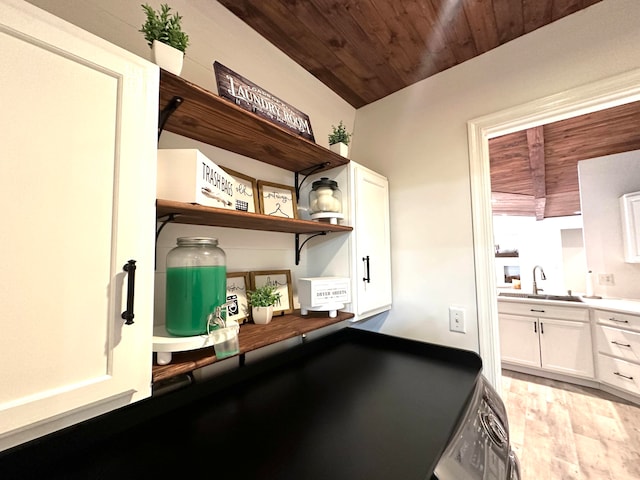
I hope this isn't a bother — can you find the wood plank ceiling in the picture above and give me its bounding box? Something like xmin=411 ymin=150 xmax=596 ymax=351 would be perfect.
xmin=490 ymin=101 xmax=640 ymax=219
xmin=217 ymin=1 xmax=640 ymax=219
xmin=217 ymin=0 xmax=602 ymax=108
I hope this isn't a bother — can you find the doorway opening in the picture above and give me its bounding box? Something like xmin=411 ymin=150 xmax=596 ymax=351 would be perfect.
xmin=468 ymin=68 xmax=640 ymax=390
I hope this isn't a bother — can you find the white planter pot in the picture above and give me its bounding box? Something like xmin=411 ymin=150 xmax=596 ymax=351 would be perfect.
xmin=330 ymin=142 xmax=349 ymax=158
xmin=151 ymin=40 xmax=184 ymax=76
xmin=252 ymin=305 xmax=274 ymax=325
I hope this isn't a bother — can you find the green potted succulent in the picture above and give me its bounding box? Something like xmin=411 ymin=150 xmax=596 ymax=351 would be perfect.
xmin=247 ymin=284 xmax=282 ymax=324
xmin=140 ymin=3 xmax=190 ymax=75
xmin=328 ymin=120 xmax=352 ymax=157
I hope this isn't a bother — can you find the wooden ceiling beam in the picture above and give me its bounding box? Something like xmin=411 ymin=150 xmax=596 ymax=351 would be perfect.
xmin=491 ymin=192 xmax=535 ymax=216
xmin=526 ymin=126 xmax=546 ymax=220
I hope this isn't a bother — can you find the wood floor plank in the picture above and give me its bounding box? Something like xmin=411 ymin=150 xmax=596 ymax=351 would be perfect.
xmin=501 ymin=369 xmax=640 ymax=480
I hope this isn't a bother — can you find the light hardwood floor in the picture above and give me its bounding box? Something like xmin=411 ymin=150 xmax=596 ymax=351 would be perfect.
xmin=501 ymin=370 xmax=640 ymax=479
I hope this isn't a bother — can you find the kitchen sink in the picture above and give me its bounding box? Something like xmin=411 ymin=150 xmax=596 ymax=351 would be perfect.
xmin=498 ymin=292 xmax=584 ymax=303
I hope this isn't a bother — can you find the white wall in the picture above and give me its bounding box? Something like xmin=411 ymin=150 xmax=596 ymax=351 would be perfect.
xmin=492 ymin=215 xmax=586 ymax=294
xmin=351 ymin=0 xmax=640 ymax=352
xmin=579 ymin=150 xmax=640 ymax=299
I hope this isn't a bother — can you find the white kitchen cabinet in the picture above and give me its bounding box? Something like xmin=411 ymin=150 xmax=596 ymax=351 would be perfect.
xmin=349 ymin=162 xmax=392 ymax=319
xmin=620 ymin=192 xmax=640 ymax=263
xmin=498 ymin=301 xmax=594 ymax=379
xmin=498 ymin=313 xmax=541 ymax=367
xmin=0 ymin=1 xmax=158 ymax=451
xmin=594 ymin=308 xmax=640 ymax=400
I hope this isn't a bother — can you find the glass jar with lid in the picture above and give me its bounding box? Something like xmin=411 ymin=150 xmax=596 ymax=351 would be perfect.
xmin=165 ymin=237 xmax=226 ymax=336
xmin=309 ymin=177 xmax=343 ymax=224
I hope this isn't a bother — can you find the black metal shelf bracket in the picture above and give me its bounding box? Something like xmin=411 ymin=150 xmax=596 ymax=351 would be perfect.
xmin=295 ymin=162 xmax=330 ymax=201
xmin=158 ymin=96 xmax=183 ymax=140
xmin=295 ymin=231 xmax=327 ymax=265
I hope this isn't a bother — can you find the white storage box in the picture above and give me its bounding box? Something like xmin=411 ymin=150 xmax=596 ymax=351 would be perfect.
xmin=157 ymin=149 xmax=235 ymax=210
xmin=298 ymin=277 xmax=351 ymax=318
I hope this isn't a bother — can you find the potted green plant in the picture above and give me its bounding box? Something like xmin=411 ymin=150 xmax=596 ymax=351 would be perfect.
xmin=140 ymin=3 xmax=190 ymax=76
xmin=247 ymin=284 xmax=282 ymax=324
xmin=328 ymin=120 xmax=352 ymax=157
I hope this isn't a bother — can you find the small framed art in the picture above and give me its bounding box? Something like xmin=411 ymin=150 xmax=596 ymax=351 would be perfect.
xmin=220 ymin=167 xmax=259 ymax=213
xmin=249 ymin=270 xmax=294 ymax=315
xmin=257 ymin=181 xmax=298 ymax=219
xmin=226 ymin=272 xmax=251 ymax=324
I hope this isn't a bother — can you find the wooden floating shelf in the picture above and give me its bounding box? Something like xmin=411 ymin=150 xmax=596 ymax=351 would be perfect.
xmin=152 ymin=310 xmax=354 ymax=383
xmin=157 ymin=199 xmax=353 ymax=234
xmin=159 ymin=70 xmax=350 ymax=173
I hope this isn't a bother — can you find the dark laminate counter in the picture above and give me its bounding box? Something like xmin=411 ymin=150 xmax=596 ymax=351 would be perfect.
xmin=1 ymin=328 xmax=482 ymax=479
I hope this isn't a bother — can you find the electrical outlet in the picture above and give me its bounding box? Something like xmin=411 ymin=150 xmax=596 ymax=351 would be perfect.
xmin=449 ymin=307 xmax=466 ymax=333
xmin=598 ymin=273 xmax=615 ymax=286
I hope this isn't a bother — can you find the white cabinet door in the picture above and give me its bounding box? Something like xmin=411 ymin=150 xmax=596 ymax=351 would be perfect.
xmin=351 ymin=162 xmax=392 ymax=318
xmin=0 ymin=1 xmax=158 ymax=451
xmin=620 ymin=192 xmax=640 ymax=263
xmin=539 ymin=318 xmax=595 ymax=378
xmin=499 ymin=313 xmax=541 ymax=367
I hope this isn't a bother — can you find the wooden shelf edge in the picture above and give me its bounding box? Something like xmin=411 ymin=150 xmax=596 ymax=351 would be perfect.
xmin=156 ymin=199 xmax=353 ymax=234
xmin=159 ymin=70 xmax=350 ymax=173
xmin=152 ymin=310 xmax=354 ymax=383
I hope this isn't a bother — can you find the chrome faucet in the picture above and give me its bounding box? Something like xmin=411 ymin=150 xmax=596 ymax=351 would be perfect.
xmin=532 ymin=265 xmax=546 ymax=294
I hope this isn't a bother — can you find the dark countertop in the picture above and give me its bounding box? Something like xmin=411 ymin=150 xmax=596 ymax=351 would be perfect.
xmin=0 ymin=328 xmax=482 ymax=479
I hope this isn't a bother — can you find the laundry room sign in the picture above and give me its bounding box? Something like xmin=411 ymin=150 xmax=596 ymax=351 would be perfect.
xmin=213 ymin=61 xmax=315 ymax=142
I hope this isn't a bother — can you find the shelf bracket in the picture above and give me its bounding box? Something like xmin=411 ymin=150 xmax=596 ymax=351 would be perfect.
xmin=295 ymin=163 xmax=330 ymax=201
xmin=295 ymin=231 xmax=327 ymax=265
xmin=155 ymin=214 xmax=177 ymax=269
xmin=158 ymin=96 xmax=183 ymax=140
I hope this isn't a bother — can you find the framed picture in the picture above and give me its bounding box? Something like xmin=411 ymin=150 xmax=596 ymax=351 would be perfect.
xmin=250 ymin=270 xmax=294 ymax=315
xmin=226 ymin=272 xmax=251 ymax=324
xmin=220 ymin=167 xmax=259 ymax=213
xmin=257 ymin=181 xmax=298 ymax=219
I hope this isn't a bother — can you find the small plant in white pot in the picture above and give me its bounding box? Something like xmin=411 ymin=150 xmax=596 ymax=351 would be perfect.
xmin=140 ymin=3 xmax=189 ymax=76
xmin=247 ymin=284 xmax=281 ymax=325
xmin=328 ymin=120 xmax=352 ymax=157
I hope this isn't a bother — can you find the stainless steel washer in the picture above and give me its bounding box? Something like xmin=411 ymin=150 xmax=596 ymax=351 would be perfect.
xmin=433 ymin=376 xmax=521 ymax=480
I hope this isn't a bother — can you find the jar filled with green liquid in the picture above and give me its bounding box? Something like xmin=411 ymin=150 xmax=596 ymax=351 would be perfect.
xmin=165 ymin=237 xmax=226 ymax=336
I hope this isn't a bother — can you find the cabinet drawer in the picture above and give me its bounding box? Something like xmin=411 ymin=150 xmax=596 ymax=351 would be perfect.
xmin=497 ymin=301 xmax=589 ymax=321
xmin=596 ymin=325 xmax=640 ymax=363
xmin=597 ymin=354 xmax=640 ymax=396
xmin=593 ymin=309 xmax=640 ymax=332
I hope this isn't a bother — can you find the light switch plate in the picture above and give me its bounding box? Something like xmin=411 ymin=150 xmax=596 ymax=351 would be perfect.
xmin=449 ymin=307 xmax=466 ymax=333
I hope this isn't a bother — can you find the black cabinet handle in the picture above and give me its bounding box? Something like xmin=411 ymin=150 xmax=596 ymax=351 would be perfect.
xmin=362 ymin=256 xmax=370 ymax=283
xmin=121 ymin=260 xmax=137 ymax=325
xmin=609 ymin=317 xmax=630 ymax=324
xmin=534 ymin=321 xmax=537 ymax=333
xmin=530 ymin=309 xmax=545 ymax=313
xmin=614 ymin=371 xmax=634 ymax=381
xmin=611 ymin=340 xmax=632 ymax=348
xmin=540 ymin=322 xmax=544 ymax=334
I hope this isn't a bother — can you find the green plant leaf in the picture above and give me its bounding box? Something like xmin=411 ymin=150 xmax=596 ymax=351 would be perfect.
xmin=140 ymin=3 xmax=189 ymax=53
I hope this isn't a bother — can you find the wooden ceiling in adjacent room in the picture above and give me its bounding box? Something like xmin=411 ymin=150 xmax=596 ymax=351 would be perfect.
xmin=489 ymin=101 xmax=640 ymax=219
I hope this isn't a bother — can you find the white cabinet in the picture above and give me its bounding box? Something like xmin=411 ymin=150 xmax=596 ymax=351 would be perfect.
xmin=498 ymin=301 xmax=594 ymax=379
xmin=594 ymin=309 xmax=640 ymax=398
xmin=498 ymin=313 xmax=541 ymax=367
xmin=0 ymin=1 xmax=158 ymax=451
xmin=620 ymin=191 xmax=640 ymax=262
xmin=349 ymin=161 xmax=392 ymax=319
xmin=302 ymin=161 xmax=392 ymax=321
